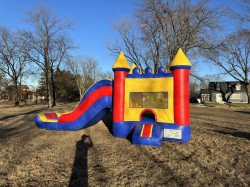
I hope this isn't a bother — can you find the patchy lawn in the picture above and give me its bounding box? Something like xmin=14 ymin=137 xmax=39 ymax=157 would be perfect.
xmin=0 ymin=103 xmax=249 ymax=186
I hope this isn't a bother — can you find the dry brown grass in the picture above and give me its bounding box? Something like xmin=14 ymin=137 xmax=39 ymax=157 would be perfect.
xmin=0 ymin=103 xmax=249 ymax=186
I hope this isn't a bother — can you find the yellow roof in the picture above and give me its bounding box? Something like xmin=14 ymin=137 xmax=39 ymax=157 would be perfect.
xmin=129 ymin=63 xmax=137 ymax=74
xmin=112 ymin=51 xmax=130 ymax=69
xmin=170 ymin=48 xmax=192 ymax=67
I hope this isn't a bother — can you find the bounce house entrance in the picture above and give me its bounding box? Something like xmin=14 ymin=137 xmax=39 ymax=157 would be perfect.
xmin=140 ymin=109 xmax=156 ymax=123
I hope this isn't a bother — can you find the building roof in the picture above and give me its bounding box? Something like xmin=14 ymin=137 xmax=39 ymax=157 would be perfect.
xmin=209 ymin=81 xmax=248 ymax=93
xmin=170 ymin=48 xmax=192 ymax=68
xmin=112 ymin=51 xmax=130 ymax=71
xmin=200 ymin=89 xmax=210 ymax=94
xmin=6 ymin=85 xmax=30 ymax=91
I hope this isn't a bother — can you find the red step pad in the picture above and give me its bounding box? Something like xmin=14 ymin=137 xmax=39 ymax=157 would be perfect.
xmin=140 ymin=124 xmax=153 ymax=138
xmin=45 ymin=113 xmax=58 ymax=120
xmin=132 ymin=124 xmax=163 ymax=146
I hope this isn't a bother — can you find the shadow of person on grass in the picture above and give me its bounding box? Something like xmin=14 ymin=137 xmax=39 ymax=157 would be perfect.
xmin=68 ymin=135 xmax=93 ymax=187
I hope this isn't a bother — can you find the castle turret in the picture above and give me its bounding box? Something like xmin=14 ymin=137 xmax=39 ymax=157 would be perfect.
xmin=112 ymin=52 xmax=130 ymax=123
xmin=170 ymin=48 xmax=192 ymax=126
xmin=128 ymin=63 xmax=137 ymax=74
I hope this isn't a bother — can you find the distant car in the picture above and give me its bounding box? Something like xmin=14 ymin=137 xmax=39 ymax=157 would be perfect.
xmin=190 ymin=97 xmax=198 ymax=103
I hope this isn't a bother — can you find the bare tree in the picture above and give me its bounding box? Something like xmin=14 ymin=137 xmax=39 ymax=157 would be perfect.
xmin=67 ymin=56 xmax=101 ymax=99
xmin=0 ymin=26 xmax=29 ymax=106
xmin=108 ymin=0 xmax=220 ymax=72
xmin=99 ymin=71 xmax=113 ymax=80
xmin=230 ymin=0 xmax=250 ymax=24
xmin=198 ymin=74 xmax=223 ymax=89
xmin=202 ymin=29 xmax=250 ymax=103
xmin=49 ymin=35 xmax=74 ymax=106
xmin=138 ymin=9 xmax=165 ymax=72
xmin=107 ymin=18 xmax=149 ymax=72
xmin=23 ymin=4 xmax=73 ymax=107
xmin=0 ymin=71 xmax=5 ymax=89
xmin=0 ymin=69 xmax=9 ymax=100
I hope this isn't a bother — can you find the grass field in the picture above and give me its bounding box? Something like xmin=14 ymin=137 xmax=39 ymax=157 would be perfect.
xmin=0 ymin=103 xmax=249 ymax=186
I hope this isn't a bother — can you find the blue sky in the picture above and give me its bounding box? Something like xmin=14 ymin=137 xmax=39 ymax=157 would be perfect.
xmin=0 ymin=0 xmax=248 ymax=86
xmin=0 ymin=0 xmax=137 ymax=73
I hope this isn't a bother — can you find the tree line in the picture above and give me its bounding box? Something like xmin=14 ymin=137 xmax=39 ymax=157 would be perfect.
xmin=0 ymin=4 xmax=111 ymax=107
xmin=0 ymin=0 xmax=249 ymax=106
xmin=107 ymin=0 xmax=249 ymax=103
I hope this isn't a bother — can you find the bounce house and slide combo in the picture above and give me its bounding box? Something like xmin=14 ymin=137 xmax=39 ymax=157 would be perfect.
xmin=34 ymin=48 xmax=192 ymax=146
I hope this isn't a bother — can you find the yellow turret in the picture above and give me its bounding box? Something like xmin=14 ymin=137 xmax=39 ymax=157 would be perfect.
xmin=129 ymin=63 xmax=137 ymax=74
xmin=170 ymin=48 xmax=192 ymax=69
xmin=112 ymin=51 xmax=130 ymax=71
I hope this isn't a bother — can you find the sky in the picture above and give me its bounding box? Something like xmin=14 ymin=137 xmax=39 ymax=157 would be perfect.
xmin=0 ymin=0 xmax=248 ymax=86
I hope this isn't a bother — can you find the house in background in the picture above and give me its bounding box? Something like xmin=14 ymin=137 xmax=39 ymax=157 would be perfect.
xmin=200 ymin=89 xmax=210 ymax=103
xmin=1 ymin=85 xmax=35 ymax=102
xmin=201 ymin=81 xmax=249 ymax=103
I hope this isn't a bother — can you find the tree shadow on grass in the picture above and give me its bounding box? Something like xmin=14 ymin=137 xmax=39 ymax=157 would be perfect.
xmin=0 ymin=108 xmax=45 ymax=121
xmin=135 ymin=146 xmax=188 ymax=186
xmin=0 ymin=113 xmax=45 ymax=142
xmin=68 ymin=135 xmax=93 ymax=187
xmin=235 ymin=110 xmax=250 ymax=115
xmin=0 ymin=125 xmax=33 ymax=140
xmin=213 ymin=129 xmax=250 ymax=140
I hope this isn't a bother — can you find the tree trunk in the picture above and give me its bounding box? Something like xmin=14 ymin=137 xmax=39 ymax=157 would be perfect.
xmin=77 ymin=79 xmax=83 ymax=101
xmin=44 ymin=42 xmax=53 ymax=108
xmin=245 ymin=84 xmax=250 ymax=104
xmin=14 ymin=79 xmax=20 ymax=107
xmin=35 ymin=89 xmax=38 ymax=104
xmin=51 ymin=68 xmax=56 ymax=107
xmin=154 ymin=60 xmax=159 ymax=73
xmin=79 ymin=88 xmax=82 ymax=100
xmin=45 ymin=64 xmax=52 ymax=108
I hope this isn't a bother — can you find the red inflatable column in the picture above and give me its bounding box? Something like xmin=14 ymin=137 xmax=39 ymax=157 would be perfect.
xmin=112 ymin=52 xmax=130 ymax=122
xmin=172 ymin=69 xmax=190 ymax=125
xmin=113 ymin=70 xmax=129 ymax=122
xmin=170 ymin=49 xmax=192 ymax=126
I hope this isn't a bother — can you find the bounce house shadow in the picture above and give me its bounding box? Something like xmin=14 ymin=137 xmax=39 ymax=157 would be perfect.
xmin=102 ymin=111 xmax=113 ymax=135
xmin=102 ymin=111 xmax=134 ymax=143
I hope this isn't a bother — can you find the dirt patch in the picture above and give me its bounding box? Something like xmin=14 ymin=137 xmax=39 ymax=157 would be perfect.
xmin=0 ymin=103 xmax=249 ymax=186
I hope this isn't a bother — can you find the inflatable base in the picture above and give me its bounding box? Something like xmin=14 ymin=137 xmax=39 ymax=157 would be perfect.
xmin=132 ymin=124 xmax=163 ymax=146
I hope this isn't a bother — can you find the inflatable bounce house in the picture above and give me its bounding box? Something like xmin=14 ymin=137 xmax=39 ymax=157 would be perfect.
xmin=35 ymin=48 xmax=192 ymax=146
